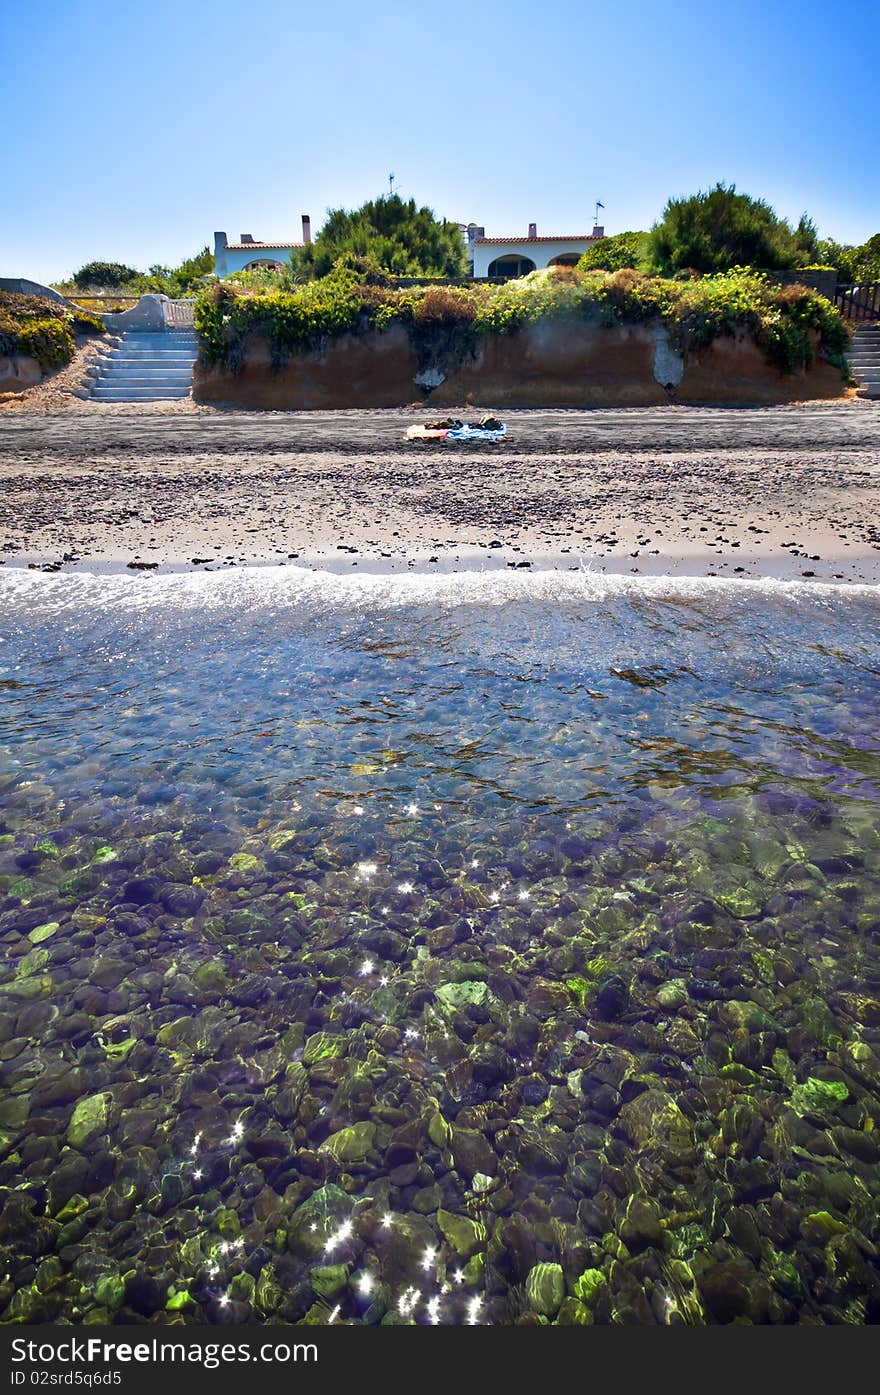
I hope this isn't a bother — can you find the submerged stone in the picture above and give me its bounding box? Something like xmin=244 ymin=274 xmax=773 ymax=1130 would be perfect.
xmin=789 ymin=1078 xmax=849 ymax=1116
xmin=320 ymin=1121 xmax=376 ymax=1164
xmin=436 ymin=980 xmax=488 ymax=1014
xmin=526 ymin=1262 xmax=565 ymax=1316
xmin=436 ymin=1209 xmax=487 ymax=1258
xmin=67 ymin=1092 xmax=112 ymax=1148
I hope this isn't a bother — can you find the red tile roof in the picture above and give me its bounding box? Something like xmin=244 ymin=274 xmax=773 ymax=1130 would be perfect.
xmin=226 ymin=242 xmax=304 ymax=251
xmin=474 ymin=235 xmax=601 ymax=245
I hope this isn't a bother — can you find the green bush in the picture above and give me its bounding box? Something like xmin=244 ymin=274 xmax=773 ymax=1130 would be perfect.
xmin=816 ymin=233 xmax=880 ymax=285
xmin=64 ymin=248 xmax=214 ymax=299
xmin=283 ymin=195 xmax=467 ymax=281
xmin=73 ymin=261 xmax=139 ymax=289
xmin=194 ymin=264 xmax=849 ymax=381
xmin=577 ymin=231 xmax=649 ymax=273
xmin=0 ymin=291 xmax=105 ymax=373
xmin=647 ymin=184 xmax=812 ymax=275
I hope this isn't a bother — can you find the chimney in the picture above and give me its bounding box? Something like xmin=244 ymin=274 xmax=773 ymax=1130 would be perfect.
xmin=302 ymin=214 xmax=311 ymax=244
xmin=528 ymin=222 xmax=537 ymax=239
xmin=240 ymin=233 xmax=255 ymax=243
xmin=213 ymin=231 xmax=228 ymax=277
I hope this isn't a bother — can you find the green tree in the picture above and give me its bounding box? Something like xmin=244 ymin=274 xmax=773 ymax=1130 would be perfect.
xmin=817 ymin=233 xmax=880 ymax=284
xmin=647 ymin=184 xmax=810 ymax=274
xmin=284 ymin=195 xmax=467 ymax=280
xmin=577 ymin=231 xmax=649 ymax=273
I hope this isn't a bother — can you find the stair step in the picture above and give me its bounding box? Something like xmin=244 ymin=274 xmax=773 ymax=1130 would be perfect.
xmin=95 ymin=377 xmax=194 ymax=387
xmin=88 ymin=328 xmax=198 ymax=400
xmin=91 ymin=388 xmax=191 ymax=400
xmin=99 ymin=353 xmax=194 ymax=362
xmin=97 ymin=366 xmax=194 ymax=374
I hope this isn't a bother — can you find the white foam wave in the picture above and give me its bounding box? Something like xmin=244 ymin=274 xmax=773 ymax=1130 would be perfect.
xmin=0 ymin=564 xmax=878 ymax=617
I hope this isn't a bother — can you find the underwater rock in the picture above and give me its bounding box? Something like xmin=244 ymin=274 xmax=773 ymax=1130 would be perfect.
xmin=697 ymin=1259 xmax=771 ymax=1324
xmin=66 ymin=1092 xmax=112 ymax=1149
xmin=525 ymin=1262 xmax=565 ymax=1316
xmin=303 ymin=1032 xmax=347 ymax=1066
xmin=450 ymin=1128 xmax=498 ymax=1179
xmin=789 ymin=1077 xmax=849 ymax=1118
xmin=619 ymin=1196 xmax=664 ymax=1251
xmin=320 ymin=1122 xmax=376 ymax=1165
xmin=436 ymin=980 xmax=489 ymax=1015
xmin=287 ymin=1184 xmax=353 ymax=1259
xmin=436 ymin=1209 xmax=487 ymax=1258
xmin=617 ymin=1090 xmax=693 ymax=1156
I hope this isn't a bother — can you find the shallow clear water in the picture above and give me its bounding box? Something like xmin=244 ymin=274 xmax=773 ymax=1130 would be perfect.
xmin=1 ymin=571 xmax=879 ymax=1325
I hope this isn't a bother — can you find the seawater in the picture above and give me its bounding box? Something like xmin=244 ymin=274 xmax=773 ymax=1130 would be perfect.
xmin=1 ymin=570 xmax=879 ymax=1326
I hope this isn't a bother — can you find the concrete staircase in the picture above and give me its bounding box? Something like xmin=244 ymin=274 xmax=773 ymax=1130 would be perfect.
xmin=847 ymin=323 xmax=880 ymax=399
xmin=88 ymin=330 xmax=197 ymax=402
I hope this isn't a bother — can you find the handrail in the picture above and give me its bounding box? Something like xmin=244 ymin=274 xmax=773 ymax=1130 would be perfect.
xmin=833 ymin=282 xmax=880 ymax=322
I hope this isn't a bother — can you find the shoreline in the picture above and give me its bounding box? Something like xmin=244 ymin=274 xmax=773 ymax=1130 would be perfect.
xmin=4 ymin=545 xmax=880 ymax=586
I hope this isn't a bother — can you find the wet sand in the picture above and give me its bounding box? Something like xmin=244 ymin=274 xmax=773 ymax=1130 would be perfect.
xmin=1 ymin=404 xmax=879 ymax=583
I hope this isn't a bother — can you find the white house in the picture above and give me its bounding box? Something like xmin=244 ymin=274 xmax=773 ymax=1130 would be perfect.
xmin=213 ymin=216 xmax=312 ymax=276
xmin=213 ymin=214 xmax=606 ymax=280
xmin=468 ymin=222 xmax=605 ymax=278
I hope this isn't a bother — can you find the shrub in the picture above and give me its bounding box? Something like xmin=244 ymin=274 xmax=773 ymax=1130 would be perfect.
xmin=68 ymin=249 xmax=214 ymax=298
xmin=194 ymin=264 xmax=849 ymax=380
xmin=578 ymin=231 xmax=649 ymax=273
xmin=647 ymin=184 xmax=811 ymax=275
xmin=288 ymin=195 xmax=468 ymax=281
xmin=73 ymin=261 xmax=139 ymax=289
xmin=0 ymin=291 xmax=105 ymax=373
xmin=409 ymin=285 xmax=478 ymax=325
xmin=817 ymin=233 xmax=880 ymax=285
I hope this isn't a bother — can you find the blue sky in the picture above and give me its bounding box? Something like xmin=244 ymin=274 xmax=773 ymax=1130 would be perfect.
xmin=4 ymin=0 xmax=879 ymax=283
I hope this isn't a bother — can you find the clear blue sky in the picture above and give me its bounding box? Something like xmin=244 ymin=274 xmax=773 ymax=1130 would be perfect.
xmin=4 ymin=0 xmax=879 ymax=283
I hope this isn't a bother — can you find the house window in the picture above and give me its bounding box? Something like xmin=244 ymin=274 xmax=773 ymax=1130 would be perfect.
xmin=548 ymin=254 xmax=580 ymax=267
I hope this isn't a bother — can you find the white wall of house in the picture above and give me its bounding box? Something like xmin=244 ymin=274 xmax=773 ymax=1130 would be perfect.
xmin=214 ymin=233 xmax=300 ymax=277
xmin=473 ymin=237 xmax=601 ymax=278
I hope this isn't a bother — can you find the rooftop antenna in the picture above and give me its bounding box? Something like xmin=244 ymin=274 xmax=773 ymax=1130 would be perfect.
xmin=389 ymin=172 xmax=396 ymax=196
xmin=594 ymin=199 xmax=605 ymax=225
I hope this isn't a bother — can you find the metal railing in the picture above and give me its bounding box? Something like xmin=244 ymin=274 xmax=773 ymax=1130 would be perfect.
xmin=164 ymin=299 xmax=196 ymax=328
xmin=833 ymin=282 xmax=880 ymax=322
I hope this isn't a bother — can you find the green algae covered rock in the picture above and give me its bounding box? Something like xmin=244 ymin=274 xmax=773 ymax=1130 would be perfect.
xmin=790 ymin=1078 xmax=849 ymax=1116
xmin=166 ymin=1287 xmax=195 ymax=1311
xmin=657 ymin=979 xmax=688 ymax=1010
xmin=437 ymin=1209 xmax=487 ymax=1258
xmin=617 ymin=1089 xmax=693 ymax=1156
xmin=572 ymin=1269 xmax=607 ymax=1307
xmin=428 ymin=1111 xmax=452 ymax=1148
xmin=288 ymin=1184 xmax=353 ymax=1259
xmin=67 ymin=1092 xmax=112 ymax=1148
xmin=557 ymin=1297 xmax=593 ymax=1325
xmin=28 ymin=921 xmax=60 ymax=944
xmin=320 ymin=1121 xmax=376 ymax=1164
xmin=310 ymin=1265 xmax=349 ymax=1298
xmin=304 ymin=1031 xmax=347 ymax=1065
xmin=228 ymin=851 xmax=264 ymax=874
xmin=526 ymin=1262 xmax=565 ymax=1316
xmin=436 ymin=980 xmax=488 ymax=1014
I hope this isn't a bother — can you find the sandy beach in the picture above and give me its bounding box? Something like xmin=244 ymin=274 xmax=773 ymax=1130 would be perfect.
xmin=1 ymin=403 xmax=879 ymax=583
